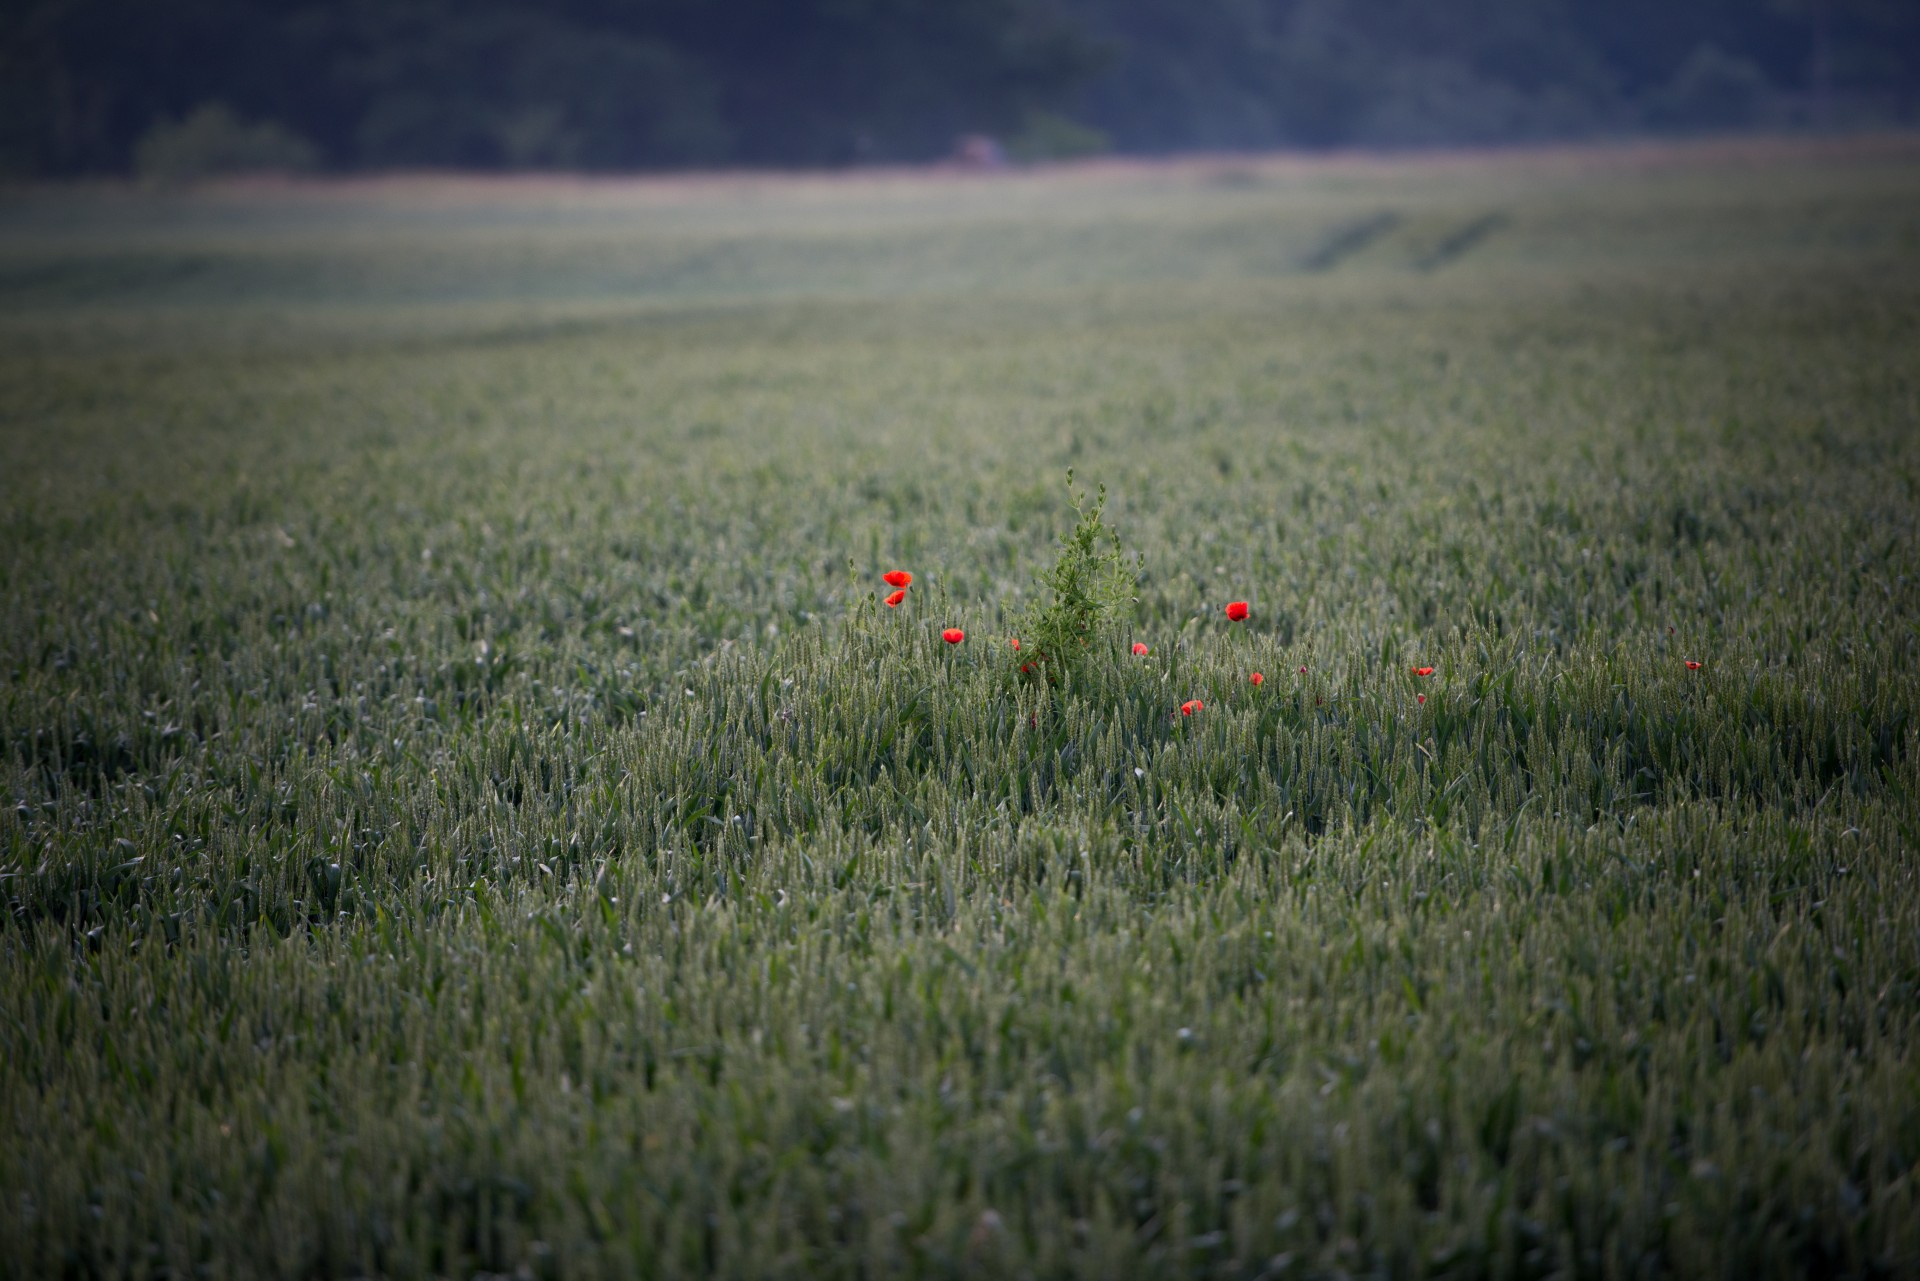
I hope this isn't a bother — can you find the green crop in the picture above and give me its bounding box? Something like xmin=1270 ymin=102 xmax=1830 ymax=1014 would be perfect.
xmin=2 ymin=140 xmax=1919 ymax=1278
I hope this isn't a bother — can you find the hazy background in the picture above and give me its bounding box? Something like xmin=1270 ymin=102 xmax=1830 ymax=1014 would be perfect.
xmin=4 ymin=0 xmax=1918 ymax=181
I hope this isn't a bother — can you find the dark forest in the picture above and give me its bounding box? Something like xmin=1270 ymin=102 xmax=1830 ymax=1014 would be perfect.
xmin=5 ymin=0 xmax=1919 ymax=177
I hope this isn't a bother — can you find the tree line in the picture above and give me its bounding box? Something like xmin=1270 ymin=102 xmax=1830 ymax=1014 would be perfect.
xmin=3 ymin=0 xmax=1916 ymax=178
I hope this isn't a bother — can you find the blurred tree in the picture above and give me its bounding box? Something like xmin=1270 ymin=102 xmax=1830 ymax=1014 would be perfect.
xmin=0 ymin=0 xmax=1915 ymax=176
xmin=318 ymin=2 xmax=729 ymax=168
xmin=657 ymin=0 xmax=1104 ymax=164
xmin=1641 ymin=44 xmax=1774 ymax=132
xmin=134 ymin=101 xmax=317 ymax=181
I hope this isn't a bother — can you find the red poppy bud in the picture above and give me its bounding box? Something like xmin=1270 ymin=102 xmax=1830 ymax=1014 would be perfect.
xmin=1250 ymin=672 xmax=1264 ymax=686
xmin=1132 ymin=642 xmax=1148 ymax=656
xmin=1417 ymin=694 xmax=1426 ymax=704
xmin=1299 ymin=666 xmax=1307 ymax=674
xmin=883 ymin=571 xmax=912 ymax=588
xmin=1685 ymin=660 xmax=1702 ymax=670
xmin=943 ymin=628 xmax=965 ymax=645
xmin=1224 ymin=601 xmax=1249 ymax=621
xmin=1411 ymin=666 xmax=1435 ymax=677
xmin=884 ymin=589 xmax=906 ymax=608
xmin=1181 ymin=700 xmax=1203 ymax=716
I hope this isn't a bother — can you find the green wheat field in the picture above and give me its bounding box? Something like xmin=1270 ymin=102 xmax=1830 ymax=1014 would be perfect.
xmin=3 ymin=137 xmax=1920 ymax=1279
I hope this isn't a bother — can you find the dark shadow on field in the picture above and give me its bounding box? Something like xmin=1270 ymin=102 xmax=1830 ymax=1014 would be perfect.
xmin=1296 ymin=211 xmax=1401 ymax=272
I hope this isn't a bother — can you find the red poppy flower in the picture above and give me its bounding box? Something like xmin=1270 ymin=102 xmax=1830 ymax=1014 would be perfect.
xmin=1181 ymin=699 xmax=1203 ymax=716
xmin=1224 ymin=601 xmax=1249 ymax=621
xmin=1685 ymin=660 xmax=1702 ymax=670
xmin=1008 ymin=637 xmax=1020 ymax=650
xmin=1417 ymin=694 xmax=1426 ymax=705
xmin=883 ymin=571 xmax=912 ymax=588
xmin=1250 ymin=672 xmax=1264 ymax=686
xmin=1132 ymin=642 xmax=1149 ymax=656
xmin=1299 ymin=666 xmax=1307 ymax=674
xmin=884 ymin=589 xmax=906 ymax=608
xmin=1020 ymin=662 xmax=1033 ymax=674
xmin=1411 ymin=666 xmax=1434 ymax=677
xmin=943 ymin=628 xmax=965 ymax=645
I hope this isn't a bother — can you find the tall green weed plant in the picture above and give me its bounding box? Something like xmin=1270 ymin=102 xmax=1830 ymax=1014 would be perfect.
xmin=1017 ymin=472 xmax=1139 ymax=687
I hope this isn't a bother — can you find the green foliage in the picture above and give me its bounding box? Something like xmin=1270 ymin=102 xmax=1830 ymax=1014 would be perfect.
xmin=2 ymin=144 xmax=1920 ymax=1276
xmin=133 ymin=104 xmax=317 ymax=183
xmin=1016 ymin=474 xmax=1139 ymax=685
xmin=1006 ymin=110 xmax=1111 ymax=162
xmin=5 ymin=0 xmax=1919 ymax=176
xmin=1641 ymin=44 xmax=1774 ymax=131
